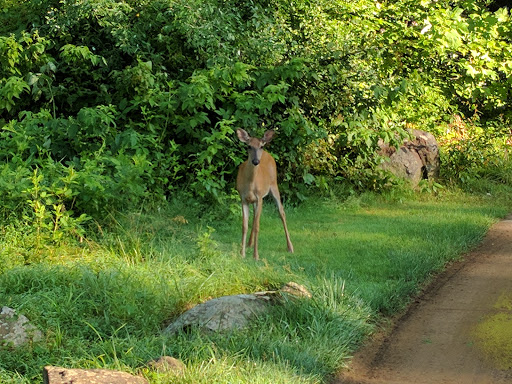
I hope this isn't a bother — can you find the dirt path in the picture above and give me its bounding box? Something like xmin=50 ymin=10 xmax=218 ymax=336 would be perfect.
xmin=334 ymin=215 xmax=512 ymax=384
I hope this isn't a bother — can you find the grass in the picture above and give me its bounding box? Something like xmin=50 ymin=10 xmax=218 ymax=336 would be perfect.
xmin=0 ymin=188 xmax=511 ymax=383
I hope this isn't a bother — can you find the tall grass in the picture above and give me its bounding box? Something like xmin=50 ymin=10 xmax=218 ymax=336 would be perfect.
xmin=0 ymin=188 xmax=510 ymax=383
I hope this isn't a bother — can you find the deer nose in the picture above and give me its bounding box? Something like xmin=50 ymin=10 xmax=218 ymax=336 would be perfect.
xmin=252 ymin=159 xmax=260 ymax=166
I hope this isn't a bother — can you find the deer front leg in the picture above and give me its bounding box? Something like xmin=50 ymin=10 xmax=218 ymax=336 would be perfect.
xmin=251 ymin=199 xmax=263 ymax=260
xmin=241 ymin=202 xmax=250 ymax=258
xmin=248 ymin=202 xmax=256 ymax=247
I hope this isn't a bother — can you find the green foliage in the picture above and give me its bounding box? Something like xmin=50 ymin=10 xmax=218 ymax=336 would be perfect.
xmin=367 ymin=0 xmax=512 ymax=114
xmin=0 ymin=0 xmax=511 ymax=237
xmin=329 ymin=111 xmax=409 ymax=191
xmin=0 ymin=106 xmax=151 ymax=225
xmin=25 ymin=168 xmax=89 ymax=246
xmin=441 ymin=116 xmax=512 ymax=187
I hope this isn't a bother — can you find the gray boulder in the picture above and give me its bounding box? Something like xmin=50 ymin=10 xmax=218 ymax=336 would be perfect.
xmin=378 ymin=129 xmax=440 ymax=186
xmin=164 ymin=282 xmax=311 ymax=334
xmin=380 ymin=146 xmax=424 ymax=186
xmin=0 ymin=306 xmax=43 ymax=347
xmin=164 ymin=292 xmax=273 ymax=334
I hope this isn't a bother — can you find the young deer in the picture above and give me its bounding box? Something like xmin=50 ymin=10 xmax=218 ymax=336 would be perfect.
xmin=236 ymin=128 xmax=294 ymax=260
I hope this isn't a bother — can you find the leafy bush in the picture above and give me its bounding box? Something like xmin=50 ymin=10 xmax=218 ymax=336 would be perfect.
xmin=440 ymin=115 xmax=512 ymax=186
xmin=0 ymin=0 xmax=510 ymax=238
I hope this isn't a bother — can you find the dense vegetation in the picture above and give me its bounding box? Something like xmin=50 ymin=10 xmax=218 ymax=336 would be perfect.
xmin=0 ymin=0 xmax=511 ymax=383
xmin=0 ymin=0 xmax=511 ymax=238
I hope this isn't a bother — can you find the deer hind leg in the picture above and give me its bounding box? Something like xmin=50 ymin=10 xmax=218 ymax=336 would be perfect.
xmin=270 ymin=185 xmax=294 ymax=253
xmin=241 ymin=202 xmax=250 ymax=258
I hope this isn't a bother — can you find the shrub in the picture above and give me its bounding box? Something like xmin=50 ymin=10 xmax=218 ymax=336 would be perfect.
xmin=0 ymin=0 xmax=510 ymax=237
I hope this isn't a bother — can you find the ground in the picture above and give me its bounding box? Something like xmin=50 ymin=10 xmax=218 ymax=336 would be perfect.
xmin=334 ymin=215 xmax=512 ymax=384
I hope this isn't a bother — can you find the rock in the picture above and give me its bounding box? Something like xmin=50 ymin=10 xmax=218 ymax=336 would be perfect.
xmin=378 ymin=129 xmax=440 ymax=186
xmin=380 ymin=146 xmax=424 ymax=186
xmin=147 ymin=356 xmax=185 ymax=375
xmin=164 ymin=292 xmax=274 ymax=334
xmin=164 ymin=282 xmax=311 ymax=334
xmin=408 ymin=129 xmax=440 ymax=179
xmin=43 ymin=366 xmax=148 ymax=384
xmin=0 ymin=306 xmax=43 ymax=347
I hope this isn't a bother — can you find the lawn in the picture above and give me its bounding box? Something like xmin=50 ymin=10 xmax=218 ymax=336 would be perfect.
xmin=0 ymin=190 xmax=510 ymax=383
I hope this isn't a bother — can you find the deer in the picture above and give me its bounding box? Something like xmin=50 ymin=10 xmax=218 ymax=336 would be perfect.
xmin=236 ymin=128 xmax=294 ymax=260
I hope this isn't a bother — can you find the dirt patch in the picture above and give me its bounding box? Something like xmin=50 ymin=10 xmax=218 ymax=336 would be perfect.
xmin=334 ymin=215 xmax=512 ymax=384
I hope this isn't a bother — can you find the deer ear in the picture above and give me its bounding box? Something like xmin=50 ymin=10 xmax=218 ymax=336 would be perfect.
xmin=236 ymin=129 xmax=251 ymax=143
xmin=261 ymin=130 xmax=275 ymax=144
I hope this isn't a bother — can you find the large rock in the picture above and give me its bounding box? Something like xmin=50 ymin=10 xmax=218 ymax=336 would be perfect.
xmin=164 ymin=292 xmax=273 ymax=334
xmin=381 ymin=146 xmax=424 ymax=186
xmin=0 ymin=306 xmax=43 ymax=347
xmin=378 ymin=129 xmax=440 ymax=186
xmin=164 ymin=282 xmax=311 ymax=334
xmin=43 ymin=366 xmax=148 ymax=384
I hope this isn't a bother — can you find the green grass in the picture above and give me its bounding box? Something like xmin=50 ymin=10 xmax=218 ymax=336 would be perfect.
xmin=0 ymin=189 xmax=511 ymax=383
